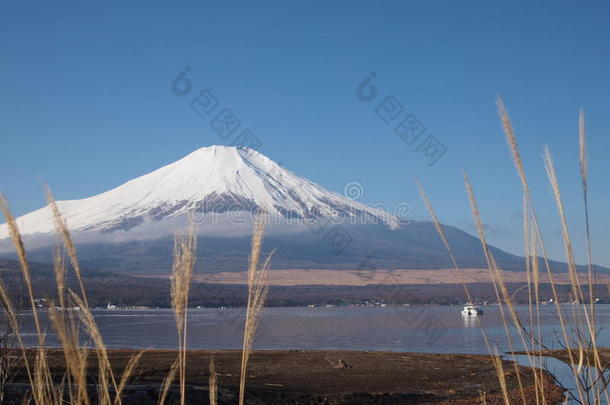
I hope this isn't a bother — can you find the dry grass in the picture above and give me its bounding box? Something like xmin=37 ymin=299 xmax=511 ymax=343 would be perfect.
xmin=158 ymin=358 xmax=180 ymax=405
xmin=209 ymin=357 xmax=217 ymax=405
xmin=0 ymin=195 xmax=274 ymax=404
xmin=239 ymin=214 xmax=275 ymax=405
xmin=418 ymin=98 xmax=609 ymax=405
xmin=170 ymin=224 xmax=197 ymax=405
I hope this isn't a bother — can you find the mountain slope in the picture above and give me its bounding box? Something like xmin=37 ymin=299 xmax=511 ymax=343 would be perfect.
xmin=14 ymin=221 xmax=604 ymax=275
xmin=1 ymin=145 xmax=603 ymax=276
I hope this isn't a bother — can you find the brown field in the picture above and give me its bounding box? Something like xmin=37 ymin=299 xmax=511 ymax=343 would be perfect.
xmin=145 ymin=268 xmax=610 ymax=287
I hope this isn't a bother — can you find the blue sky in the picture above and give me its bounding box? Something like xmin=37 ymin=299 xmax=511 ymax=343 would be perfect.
xmin=2 ymin=1 xmax=610 ymax=265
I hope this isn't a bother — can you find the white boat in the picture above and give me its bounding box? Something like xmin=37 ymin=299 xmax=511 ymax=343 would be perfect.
xmin=461 ymin=304 xmax=483 ymax=316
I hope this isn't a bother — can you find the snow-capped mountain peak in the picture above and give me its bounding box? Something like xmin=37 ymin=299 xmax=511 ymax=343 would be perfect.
xmin=0 ymin=146 xmax=398 ymax=238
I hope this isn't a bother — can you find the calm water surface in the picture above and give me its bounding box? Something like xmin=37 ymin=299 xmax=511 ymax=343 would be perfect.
xmin=17 ymin=304 xmax=610 ymax=354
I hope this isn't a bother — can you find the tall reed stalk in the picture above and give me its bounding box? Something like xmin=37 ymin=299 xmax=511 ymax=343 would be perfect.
xmin=239 ymin=214 xmax=274 ymax=405
xmin=170 ymin=224 xmax=197 ymax=405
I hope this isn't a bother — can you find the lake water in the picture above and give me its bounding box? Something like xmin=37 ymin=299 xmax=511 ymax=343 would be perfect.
xmin=17 ymin=304 xmax=610 ymax=353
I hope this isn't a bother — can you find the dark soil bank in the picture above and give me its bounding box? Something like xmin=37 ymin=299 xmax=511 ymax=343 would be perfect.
xmin=6 ymin=350 xmax=564 ymax=404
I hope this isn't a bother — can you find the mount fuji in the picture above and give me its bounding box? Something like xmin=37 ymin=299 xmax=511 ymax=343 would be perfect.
xmin=0 ymin=146 xmax=397 ymax=239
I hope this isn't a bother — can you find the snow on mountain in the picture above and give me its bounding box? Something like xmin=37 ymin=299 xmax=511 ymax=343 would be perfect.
xmin=0 ymin=146 xmax=399 ymax=239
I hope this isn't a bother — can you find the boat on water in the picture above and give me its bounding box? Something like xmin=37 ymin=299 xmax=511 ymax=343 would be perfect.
xmin=461 ymin=304 xmax=483 ymax=316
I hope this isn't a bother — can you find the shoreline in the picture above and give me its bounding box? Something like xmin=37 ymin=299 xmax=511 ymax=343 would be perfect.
xmin=7 ymin=349 xmax=565 ymax=404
